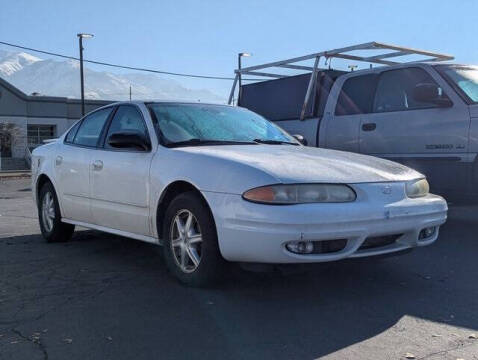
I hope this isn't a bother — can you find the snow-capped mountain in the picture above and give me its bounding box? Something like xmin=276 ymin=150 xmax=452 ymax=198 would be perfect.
xmin=0 ymin=50 xmax=42 ymax=75
xmin=0 ymin=49 xmax=225 ymax=102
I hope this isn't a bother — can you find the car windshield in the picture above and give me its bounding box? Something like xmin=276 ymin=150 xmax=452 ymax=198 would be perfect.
xmin=147 ymin=103 xmax=298 ymax=146
xmin=439 ymin=66 xmax=478 ymax=103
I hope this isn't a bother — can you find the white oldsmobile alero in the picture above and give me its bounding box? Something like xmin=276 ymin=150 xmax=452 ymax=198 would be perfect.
xmin=32 ymin=101 xmax=448 ymax=286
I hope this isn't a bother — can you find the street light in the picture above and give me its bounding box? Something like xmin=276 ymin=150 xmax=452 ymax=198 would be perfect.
xmin=77 ymin=33 xmax=94 ymax=116
xmin=238 ymin=52 xmax=251 ymax=104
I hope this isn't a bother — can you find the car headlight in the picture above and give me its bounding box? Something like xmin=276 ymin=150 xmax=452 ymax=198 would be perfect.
xmin=406 ymin=178 xmax=429 ymax=198
xmin=242 ymin=184 xmax=356 ymax=204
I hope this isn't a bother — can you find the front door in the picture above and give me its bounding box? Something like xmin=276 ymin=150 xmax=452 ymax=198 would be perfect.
xmin=89 ymin=105 xmax=153 ymax=236
xmin=359 ymin=67 xmax=471 ymax=195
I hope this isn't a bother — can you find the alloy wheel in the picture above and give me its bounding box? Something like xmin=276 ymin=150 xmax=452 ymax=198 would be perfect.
xmin=41 ymin=191 xmax=55 ymax=232
xmin=170 ymin=209 xmax=203 ymax=273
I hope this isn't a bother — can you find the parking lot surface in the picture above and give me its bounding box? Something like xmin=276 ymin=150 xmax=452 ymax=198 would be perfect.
xmin=1 ymin=178 xmax=478 ymax=360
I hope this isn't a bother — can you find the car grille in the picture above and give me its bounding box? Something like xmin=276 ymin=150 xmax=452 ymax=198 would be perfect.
xmin=312 ymin=239 xmax=347 ymax=254
xmin=359 ymin=234 xmax=402 ymax=250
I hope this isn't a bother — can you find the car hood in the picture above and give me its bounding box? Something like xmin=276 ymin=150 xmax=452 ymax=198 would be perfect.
xmin=173 ymin=145 xmax=423 ymax=185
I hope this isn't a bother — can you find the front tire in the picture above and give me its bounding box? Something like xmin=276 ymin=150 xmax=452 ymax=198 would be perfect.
xmin=162 ymin=191 xmax=224 ymax=287
xmin=38 ymin=182 xmax=75 ymax=243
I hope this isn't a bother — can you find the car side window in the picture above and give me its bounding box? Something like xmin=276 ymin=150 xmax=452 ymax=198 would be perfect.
xmin=73 ymin=107 xmax=113 ymax=147
xmin=104 ymin=105 xmax=148 ymax=150
xmin=373 ymin=68 xmax=442 ymax=112
xmin=335 ymin=74 xmax=377 ymax=116
xmin=65 ymin=121 xmax=80 ymax=143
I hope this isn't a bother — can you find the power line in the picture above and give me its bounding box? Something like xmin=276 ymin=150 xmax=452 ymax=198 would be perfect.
xmin=0 ymin=40 xmax=264 ymax=81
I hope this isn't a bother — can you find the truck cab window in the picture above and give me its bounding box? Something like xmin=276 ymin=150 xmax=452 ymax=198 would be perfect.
xmin=335 ymin=74 xmax=377 ymax=116
xmin=373 ymin=68 xmax=441 ymax=112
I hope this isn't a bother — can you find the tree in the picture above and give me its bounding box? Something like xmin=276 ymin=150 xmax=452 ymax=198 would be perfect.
xmin=0 ymin=122 xmax=23 ymax=158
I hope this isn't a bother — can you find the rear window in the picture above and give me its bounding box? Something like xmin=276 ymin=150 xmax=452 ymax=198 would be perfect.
xmin=335 ymin=74 xmax=377 ymax=116
xmin=73 ymin=107 xmax=113 ymax=147
xmin=64 ymin=121 xmax=80 ymax=143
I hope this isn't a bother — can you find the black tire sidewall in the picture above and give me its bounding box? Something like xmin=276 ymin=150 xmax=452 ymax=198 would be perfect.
xmin=162 ymin=191 xmax=223 ymax=286
xmin=38 ymin=182 xmax=73 ymax=242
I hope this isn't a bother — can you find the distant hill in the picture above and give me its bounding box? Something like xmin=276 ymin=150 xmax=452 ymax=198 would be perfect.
xmin=0 ymin=49 xmax=225 ymax=103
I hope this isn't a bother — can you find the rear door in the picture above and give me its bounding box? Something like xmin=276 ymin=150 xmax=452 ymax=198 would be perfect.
xmin=89 ymin=105 xmax=154 ymax=236
xmin=359 ymin=66 xmax=470 ymax=194
xmin=56 ymin=107 xmax=114 ymax=223
xmin=321 ymin=73 xmax=378 ymax=153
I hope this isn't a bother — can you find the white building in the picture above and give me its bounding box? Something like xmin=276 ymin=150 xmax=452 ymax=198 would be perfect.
xmin=0 ymin=77 xmax=110 ymax=170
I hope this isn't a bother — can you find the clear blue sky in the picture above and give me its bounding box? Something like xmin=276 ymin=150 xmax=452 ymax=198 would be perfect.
xmin=1 ymin=0 xmax=478 ymax=96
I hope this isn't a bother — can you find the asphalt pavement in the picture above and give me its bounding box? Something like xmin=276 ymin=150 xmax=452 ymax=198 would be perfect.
xmin=1 ymin=178 xmax=477 ymax=360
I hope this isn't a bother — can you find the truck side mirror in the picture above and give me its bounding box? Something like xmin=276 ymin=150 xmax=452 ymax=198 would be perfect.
xmin=413 ymin=83 xmax=453 ymax=107
xmin=292 ymin=134 xmax=308 ymax=146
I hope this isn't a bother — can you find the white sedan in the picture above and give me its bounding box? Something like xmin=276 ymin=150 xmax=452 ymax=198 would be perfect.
xmin=32 ymin=101 xmax=447 ymax=286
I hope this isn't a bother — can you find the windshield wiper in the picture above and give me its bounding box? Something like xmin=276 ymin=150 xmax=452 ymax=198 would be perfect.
xmin=253 ymin=139 xmax=299 ymax=145
xmin=167 ymin=138 xmax=257 ymax=148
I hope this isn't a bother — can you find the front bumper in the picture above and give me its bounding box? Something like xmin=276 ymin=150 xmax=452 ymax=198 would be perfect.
xmin=202 ymin=183 xmax=448 ymax=263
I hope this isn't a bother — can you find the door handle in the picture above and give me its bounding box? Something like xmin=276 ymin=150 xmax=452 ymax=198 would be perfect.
xmin=92 ymin=160 xmax=103 ymax=171
xmin=362 ymin=123 xmax=376 ymax=131
xmin=55 ymin=156 xmax=63 ymax=166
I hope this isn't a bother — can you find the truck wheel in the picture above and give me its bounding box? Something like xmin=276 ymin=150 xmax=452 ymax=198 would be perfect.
xmin=162 ymin=191 xmax=224 ymax=287
xmin=38 ymin=182 xmax=75 ymax=243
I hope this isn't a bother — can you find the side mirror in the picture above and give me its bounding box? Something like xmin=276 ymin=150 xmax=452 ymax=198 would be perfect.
xmin=107 ymin=131 xmax=151 ymax=151
xmin=413 ymin=83 xmax=453 ymax=108
xmin=292 ymin=134 xmax=308 ymax=146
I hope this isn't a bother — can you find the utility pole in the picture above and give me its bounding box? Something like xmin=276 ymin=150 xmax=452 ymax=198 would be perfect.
xmin=77 ymin=33 xmax=94 ymax=116
xmin=129 ymin=85 xmax=132 ymax=101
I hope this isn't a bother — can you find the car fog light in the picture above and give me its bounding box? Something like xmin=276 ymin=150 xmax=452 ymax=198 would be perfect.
xmin=419 ymin=227 xmax=436 ymax=240
xmin=286 ymin=241 xmax=314 ymax=254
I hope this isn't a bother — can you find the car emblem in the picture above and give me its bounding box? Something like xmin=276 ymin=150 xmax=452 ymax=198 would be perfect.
xmin=382 ymin=185 xmax=392 ymax=195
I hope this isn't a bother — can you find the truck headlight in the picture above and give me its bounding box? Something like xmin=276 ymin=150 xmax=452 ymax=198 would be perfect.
xmin=242 ymin=184 xmax=356 ymax=204
xmin=406 ymin=179 xmax=429 ymax=198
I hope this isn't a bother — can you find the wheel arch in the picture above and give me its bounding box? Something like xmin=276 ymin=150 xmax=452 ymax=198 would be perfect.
xmin=35 ymin=173 xmax=66 ymax=216
xmin=36 ymin=173 xmax=54 ymax=207
xmin=155 ymin=180 xmax=215 ymax=240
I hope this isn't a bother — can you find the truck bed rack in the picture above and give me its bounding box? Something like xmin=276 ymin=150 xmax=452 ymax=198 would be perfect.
xmin=229 ymin=41 xmax=454 ymax=119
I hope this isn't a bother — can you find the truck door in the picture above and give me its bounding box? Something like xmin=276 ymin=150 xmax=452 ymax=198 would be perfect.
xmin=359 ymin=66 xmax=470 ymax=196
xmin=321 ymin=73 xmax=378 ymax=153
xmin=437 ymin=65 xmax=478 ymax=197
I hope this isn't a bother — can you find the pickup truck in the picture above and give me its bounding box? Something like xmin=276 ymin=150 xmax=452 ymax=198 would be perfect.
xmin=235 ymin=43 xmax=478 ymax=200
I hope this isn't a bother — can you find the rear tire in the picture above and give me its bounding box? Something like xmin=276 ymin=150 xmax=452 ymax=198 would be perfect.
xmin=38 ymin=181 xmax=75 ymax=243
xmin=162 ymin=191 xmax=224 ymax=287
